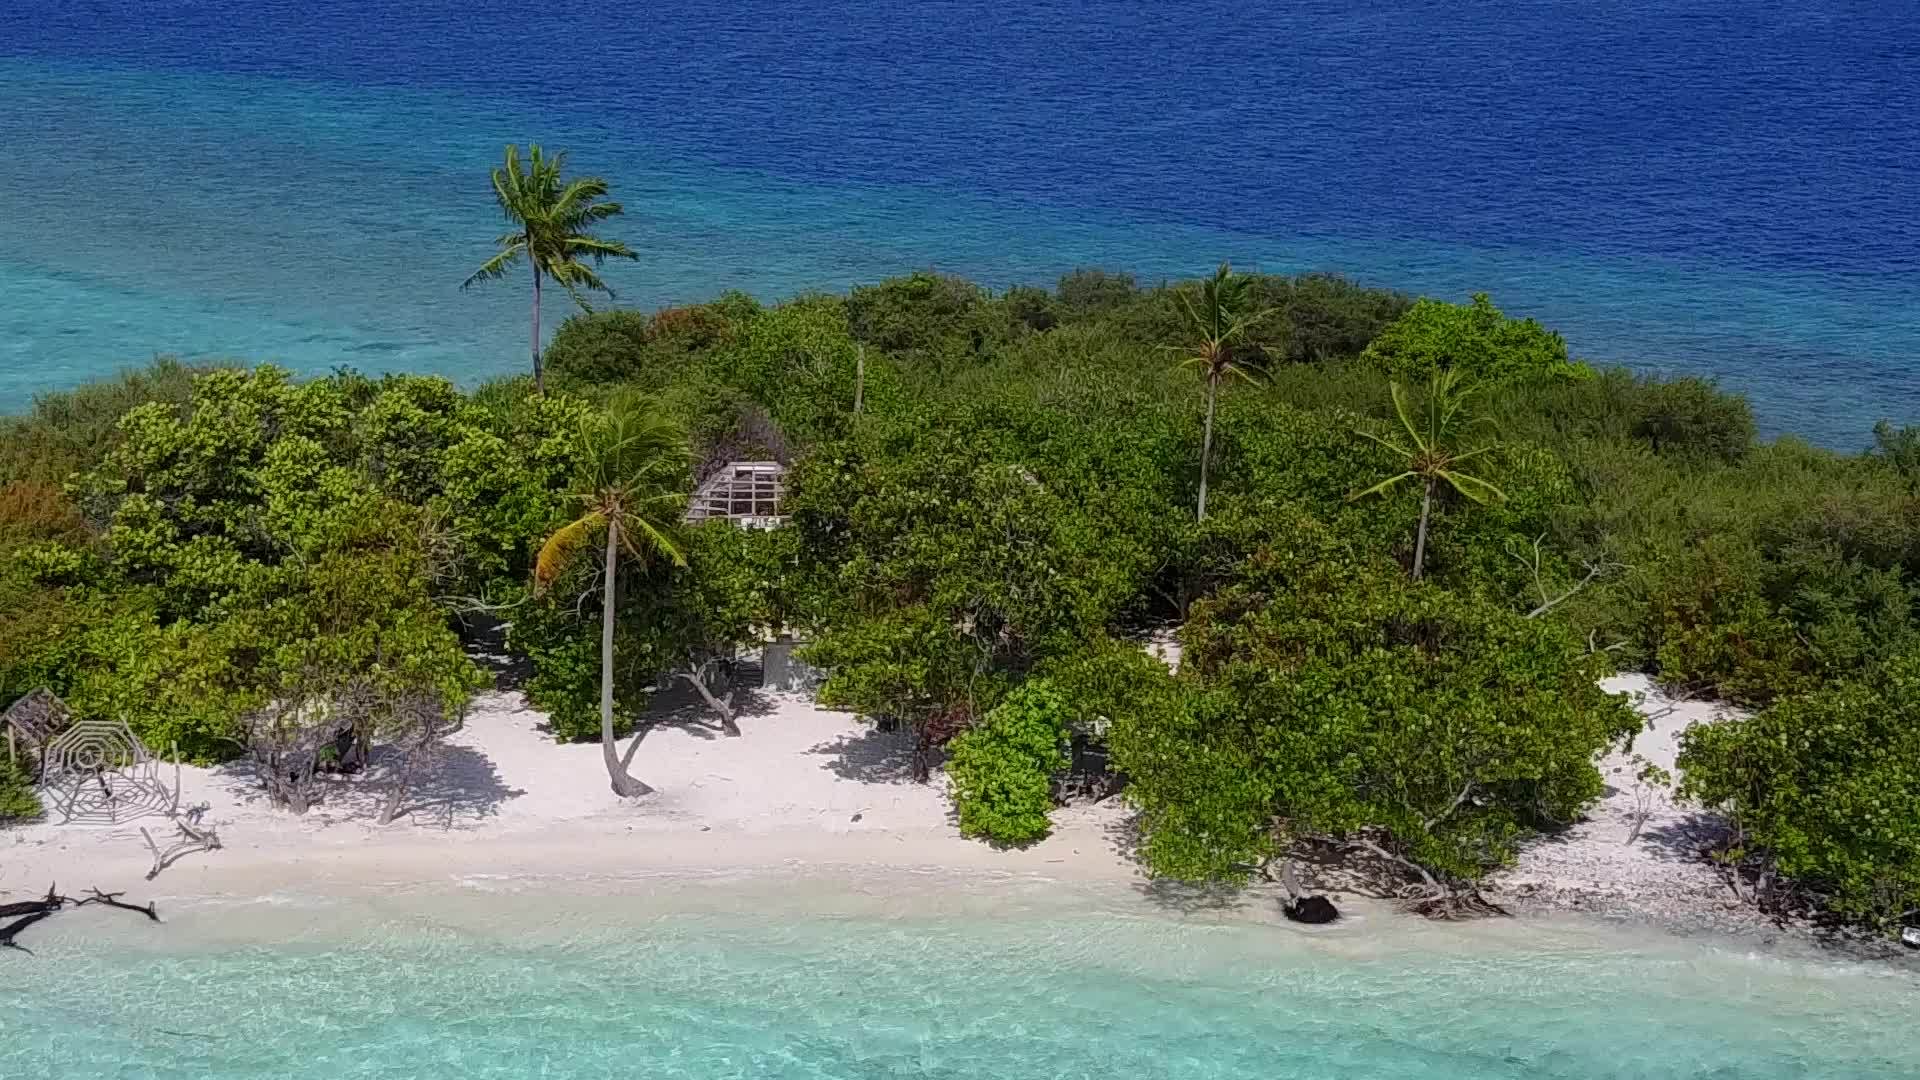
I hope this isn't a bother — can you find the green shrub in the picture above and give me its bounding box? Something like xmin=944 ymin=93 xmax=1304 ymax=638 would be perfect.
xmin=1001 ymin=285 xmax=1058 ymax=333
xmin=1054 ymin=268 xmax=1138 ymax=316
xmin=0 ymin=755 xmax=40 ymax=825
xmin=1631 ymin=377 xmax=1756 ymax=461
xmin=1679 ymin=651 xmax=1920 ymax=931
xmin=1362 ymin=293 xmax=1578 ymax=384
xmin=544 ymin=305 xmax=741 ymax=389
xmin=1872 ymin=421 xmax=1920 ymax=477
xmin=946 ymin=679 xmax=1071 ymax=846
xmin=1246 ymin=272 xmax=1413 ymax=365
xmin=1480 ymin=368 xmax=1755 ymax=463
xmin=0 ymin=358 xmax=209 ymax=487
xmin=846 ymin=272 xmax=997 ymax=367
xmin=510 ymin=578 xmax=649 ymax=743
xmin=1114 ymin=511 xmax=1636 ymax=882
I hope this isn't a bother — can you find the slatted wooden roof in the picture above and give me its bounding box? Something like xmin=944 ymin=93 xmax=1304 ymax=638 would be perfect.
xmin=686 ymin=461 xmax=787 ymax=526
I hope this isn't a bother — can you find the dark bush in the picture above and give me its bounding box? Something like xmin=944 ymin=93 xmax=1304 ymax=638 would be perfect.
xmin=1001 ymin=285 xmax=1059 ymax=333
xmin=846 ymin=272 xmax=995 ymax=364
xmin=544 ymin=305 xmax=739 ymax=389
xmin=1055 ymin=268 xmax=1138 ymax=316
xmin=1632 ymin=377 xmax=1756 ymax=461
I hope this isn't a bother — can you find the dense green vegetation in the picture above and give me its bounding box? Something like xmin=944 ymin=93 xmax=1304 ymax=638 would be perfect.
xmin=0 ymin=755 xmax=41 ymax=824
xmin=946 ymin=679 xmax=1072 ymax=846
xmin=4 ymin=261 xmax=1916 ymax=931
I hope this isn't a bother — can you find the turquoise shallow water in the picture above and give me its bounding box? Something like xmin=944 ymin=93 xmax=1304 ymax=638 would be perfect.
xmin=3 ymin=875 xmax=1917 ymax=1078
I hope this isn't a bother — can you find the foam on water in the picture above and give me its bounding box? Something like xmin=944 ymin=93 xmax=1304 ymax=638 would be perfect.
xmin=3 ymin=871 xmax=1918 ymax=1077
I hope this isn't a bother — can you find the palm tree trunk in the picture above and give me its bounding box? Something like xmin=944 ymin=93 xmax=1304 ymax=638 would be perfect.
xmin=530 ymin=264 xmax=545 ymax=395
xmin=1198 ymin=370 xmax=1219 ymax=522
xmin=600 ymin=517 xmax=651 ymax=797
xmin=1412 ymin=476 xmax=1435 ymax=581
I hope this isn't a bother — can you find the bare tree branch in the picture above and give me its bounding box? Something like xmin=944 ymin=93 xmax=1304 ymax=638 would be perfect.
xmin=1509 ymin=533 xmax=1625 ymax=619
xmin=1423 ymin=782 xmax=1475 ymax=831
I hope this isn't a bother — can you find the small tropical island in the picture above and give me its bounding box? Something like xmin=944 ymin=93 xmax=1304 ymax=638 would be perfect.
xmin=3 ymin=145 xmax=1917 ymax=955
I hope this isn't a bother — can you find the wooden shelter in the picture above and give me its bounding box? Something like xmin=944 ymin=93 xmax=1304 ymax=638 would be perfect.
xmin=685 ymin=461 xmax=787 ymax=527
xmin=3 ymin=688 xmax=72 ymax=769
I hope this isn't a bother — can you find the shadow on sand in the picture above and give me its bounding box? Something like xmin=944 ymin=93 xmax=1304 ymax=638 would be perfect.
xmin=217 ymin=743 xmax=528 ymax=830
xmin=805 ymin=726 xmax=927 ymax=784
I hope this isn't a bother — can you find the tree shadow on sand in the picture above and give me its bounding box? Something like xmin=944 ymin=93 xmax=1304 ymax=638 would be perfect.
xmin=1524 ymin=806 xmax=1731 ymax=865
xmin=458 ymin=612 xmax=533 ymax=692
xmin=637 ymin=681 xmax=780 ymax=741
xmin=806 ymin=727 xmax=928 ymax=784
xmin=217 ymin=744 xmax=527 ymax=830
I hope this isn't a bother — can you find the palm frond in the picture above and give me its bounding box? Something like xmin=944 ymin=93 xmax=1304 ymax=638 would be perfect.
xmin=461 ymin=242 xmax=526 ymax=289
xmin=1387 ymin=380 xmax=1428 ymax=453
xmin=1348 ymin=471 xmax=1418 ymax=502
xmin=618 ymin=511 xmax=687 ymax=569
xmin=551 ymin=175 xmax=609 ymax=212
xmin=1174 ymin=286 xmax=1209 ymax=339
xmin=1439 ymin=469 xmax=1507 ymax=504
xmin=1353 ymin=427 xmax=1416 ymax=460
xmin=534 ymin=511 xmax=607 ymax=591
xmin=561 ymin=233 xmax=637 ymax=258
xmin=468 ymin=143 xmax=633 ymax=300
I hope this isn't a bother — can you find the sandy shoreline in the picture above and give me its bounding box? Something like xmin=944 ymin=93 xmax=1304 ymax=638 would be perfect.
xmin=1486 ymin=674 xmax=1767 ymax=934
xmin=2 ymin=686 xmax=1143 ymax=907
xmin=0 ymin=674 xmax=1808 ymax=949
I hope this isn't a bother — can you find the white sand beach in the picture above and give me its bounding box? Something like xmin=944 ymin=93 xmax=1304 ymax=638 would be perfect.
xmin=0 ymin=686 xmax=1138 ymax=906
xmin=1489 ymin=674 xmax=1751 ymax=927
xmin=3 ymin=674 xmax=1750 ymax=931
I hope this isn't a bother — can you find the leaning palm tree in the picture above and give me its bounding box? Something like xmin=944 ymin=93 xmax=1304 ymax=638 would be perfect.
xmin=1171 ymin=262 xmax=1269 ymax=521
xmin=1348 ymin=368 xmax=1506 ymax=581
xmin=535 ymin=391 xmax=688 ymax=797
xmin=462 ymin=143 xmax=638 ymax=395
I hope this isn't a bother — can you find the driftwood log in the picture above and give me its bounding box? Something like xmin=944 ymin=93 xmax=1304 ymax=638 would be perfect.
xmin=0 ymin=885 xmax=163 ymax=954
xmin=140 ymin=816 xmax=222 ymax=880
xmin=77 ymin=888 xmax=159 ymax=921
xmin=0 ymin=885 xmax=64 ymax=919
xmin=0 ymin=909 xmax=58 ymax=954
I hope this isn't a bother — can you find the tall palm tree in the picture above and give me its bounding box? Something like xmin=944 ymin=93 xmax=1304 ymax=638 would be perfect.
xmin=535 ymin=391 xmax=688 ymax=797
xmin=462 ymin=144 xmax=638 ymax=395
xmin=1172 ymin=262 xmax=1268 ymax=521
xmin=1348 ymin=369 xmax=1506 ymax=581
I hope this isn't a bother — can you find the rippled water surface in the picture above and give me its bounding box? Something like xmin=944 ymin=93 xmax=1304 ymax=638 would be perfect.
xmin=3 ymin=1 xmax=1917 ymax=442
xmin=2 ymin=878 xmax=1918 ymax=1078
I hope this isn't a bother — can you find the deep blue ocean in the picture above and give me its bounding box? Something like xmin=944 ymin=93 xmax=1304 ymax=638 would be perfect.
xmin=2 ymin=0 xmax=1916 ymax=445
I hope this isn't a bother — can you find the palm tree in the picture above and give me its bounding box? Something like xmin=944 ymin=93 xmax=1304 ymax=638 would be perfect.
xmin=1348 ymin=369 xmax=1506 ymax=581
xmin=535 ymin=391 xmax=688 ymax=797
xmin=462 ymin=144 xmax=638 ymax=395
xmin=1172 ymin=262 xmax=1268 ymax=521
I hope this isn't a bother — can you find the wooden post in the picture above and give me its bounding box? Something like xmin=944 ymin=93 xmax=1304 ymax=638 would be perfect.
xmin=854 ymin=344 xmax=865 ymax=415
xmin=5 ymin=726 xmax=14 ymax=766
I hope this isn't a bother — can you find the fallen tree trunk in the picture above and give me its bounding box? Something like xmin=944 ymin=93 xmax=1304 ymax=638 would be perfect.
xmin=0 ymin=886 xmax=165 ymax=955
xmin=678 ymin=655 xmax=740 ymax=737
xmin=0 ymin=909 xmax=57 ymax=954
xmin=0 ymin=885 xmax=64 ymax=919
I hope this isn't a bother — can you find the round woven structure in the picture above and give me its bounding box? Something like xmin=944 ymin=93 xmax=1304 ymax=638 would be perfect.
xmin=41 ymin=718 xmax=176 ymax=826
